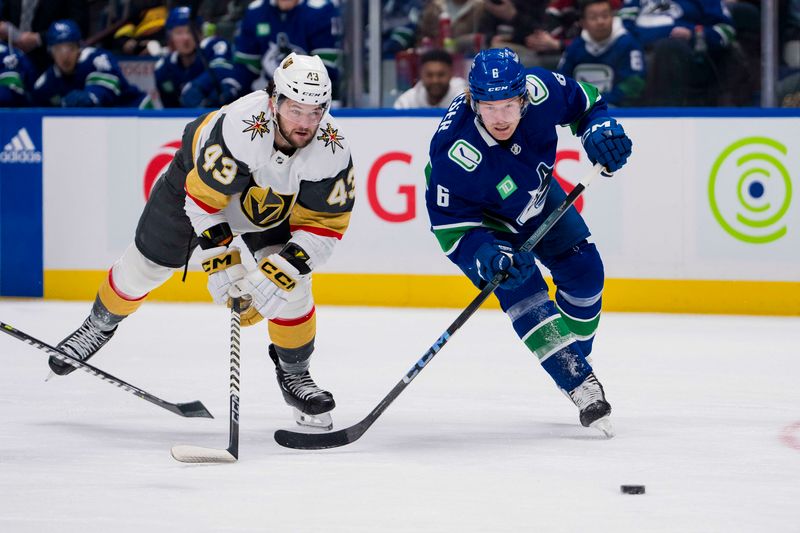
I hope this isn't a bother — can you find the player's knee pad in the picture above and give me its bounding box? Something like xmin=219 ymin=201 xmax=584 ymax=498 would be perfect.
xmin=97 ymin=244 xmax=173 ymax=318
xmin=111 ymin=243 xmax=175 ymax=298
xmin=552 ymin=241 xmax=604 ymax=316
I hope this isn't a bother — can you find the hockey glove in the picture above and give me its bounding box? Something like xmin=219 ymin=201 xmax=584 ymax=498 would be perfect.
xmin=198 ymin=246 xmax=247 ymax=306
xmin=63 ymin=89 xmax=99 ymax=107
xmin=581 ymin=118 xmax=632 ymax=173
xmin=475 ymin=240 xmax=536 ymax=290
xmin=230 ymin=253 xmax=304 ymax=326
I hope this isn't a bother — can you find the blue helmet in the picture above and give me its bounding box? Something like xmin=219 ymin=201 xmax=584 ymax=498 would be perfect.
xmin=468 ymin=48 xmax=527 ymax=103
xmin=46 ymin=20 xmax=82 ymax=47
xmin=166 ymin=6 xmax=192 ymax=31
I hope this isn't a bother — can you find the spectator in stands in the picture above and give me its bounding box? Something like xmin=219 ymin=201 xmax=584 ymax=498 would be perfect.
xmin=231 ymin=0 xmax=342 ymax=100
xmin=558 ymin=0 xmax=645 ymax=106
xmin=154 ymin=6 xmax=236 ymax=108
xmin=479 ymin=0 xmax=554 ymax=67
xmin=32 ymin=19 xmax=152 ymax=108
xmin=0 ymin=0 xmax=89 ymax=72
xmin=0 ymin=42 xmax=36 ymax=106
xmin=547 ymin=0 xmax=622 ymax=49
xmin=382 ymin=0 xmax=423 ymax=58
xmin=394 ymin=49 xmax=466 ymax=109
xmin=618 ymin=0 xmax=737 ymax=105
xmin=418 ymin=0 xmax=484 ymax=55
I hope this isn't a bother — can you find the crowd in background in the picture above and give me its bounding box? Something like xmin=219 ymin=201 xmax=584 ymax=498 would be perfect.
xmin=1 ymin=0 xmax=799 ymax=109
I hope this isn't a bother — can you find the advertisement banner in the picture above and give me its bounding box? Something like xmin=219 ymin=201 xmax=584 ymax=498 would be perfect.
xmin=31 ymin=111 xmax=800 ymax=313
xmin=0 ymin=112 xmax=43 ymax=296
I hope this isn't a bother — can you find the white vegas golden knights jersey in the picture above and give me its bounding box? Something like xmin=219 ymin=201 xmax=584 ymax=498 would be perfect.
xmin=182 ymin=89 xmax=355 ymax=267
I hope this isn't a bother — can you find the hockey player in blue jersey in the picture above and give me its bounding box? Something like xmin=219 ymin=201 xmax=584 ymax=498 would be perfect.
xmin=558 ymin=0 xmax=645 ymax=106
xmin=0 ymin=43 xmax=36 ymax=106
xmin=32 ymin=20 xmax=152 ymax=109
xmin=154 ymin=7 xmax=237 ymax=108
xmin=230 ymin=0 xmax=342 ymax=100
xmin=425 ymin=48 xmax=632 ymax=436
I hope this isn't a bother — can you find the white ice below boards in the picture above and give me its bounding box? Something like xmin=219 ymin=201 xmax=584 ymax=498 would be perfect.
xmin=0 ymin=300 xmax=798 ymax=532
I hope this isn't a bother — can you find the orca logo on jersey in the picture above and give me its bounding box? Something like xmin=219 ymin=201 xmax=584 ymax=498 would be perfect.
xmin=516 ymin=161 xmax=554 ymax=225
xmin=241 ymin=185 xmax=296 ymax=228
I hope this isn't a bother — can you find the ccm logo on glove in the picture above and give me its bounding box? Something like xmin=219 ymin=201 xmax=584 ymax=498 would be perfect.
xmin=202 ymin=249 xmax=241 ymax=273
xmin=258 ymin=259 xmax=297 ymax=291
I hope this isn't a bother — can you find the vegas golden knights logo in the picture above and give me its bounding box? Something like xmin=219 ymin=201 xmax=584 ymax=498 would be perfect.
xmin=241 ymin=185 xmax=296 ymax=227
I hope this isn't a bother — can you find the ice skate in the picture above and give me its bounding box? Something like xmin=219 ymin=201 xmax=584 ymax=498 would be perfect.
xmin=269 ymin=345 xmax=335 ymax=430
xmin=48 ymin=317 xmax=116 ymax=377
xmin=567 ymin=373 xmax=614 ymax=438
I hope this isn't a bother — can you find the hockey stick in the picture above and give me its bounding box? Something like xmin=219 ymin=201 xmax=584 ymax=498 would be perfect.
xmin=274 ymin=163 xmax=609 ymax=450
xmin=0 ymin=322 xmax=213 ymax=418
xmin=171 ymin=297 xmax=242 ymax=463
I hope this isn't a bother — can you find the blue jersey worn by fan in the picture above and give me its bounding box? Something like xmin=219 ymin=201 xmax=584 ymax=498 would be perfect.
xmin=0 ymin=43 xmax=37 ymax=106
xmin=425 ymin=48 xmax=632 ymax=436
xmin=32 ymin=20 xmax=151 ymax=108
xmin=558 ymin=10 xmax=645 ymax=106
xmin=618 ymin=0 xmax=735 ymax=49
xmin=154 ymin=7 xmax=236 ymax=108
xmin=231 ymin=0 xmax=342 ymax=98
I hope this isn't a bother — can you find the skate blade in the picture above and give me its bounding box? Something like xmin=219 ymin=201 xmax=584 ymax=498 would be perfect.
xmin=293 ymin=408 xmax=333 ymax=431
xmin=590 ymin=416 xmax=615 ymax=438
xmin=45 ymin=370 xmax=57 ymax=382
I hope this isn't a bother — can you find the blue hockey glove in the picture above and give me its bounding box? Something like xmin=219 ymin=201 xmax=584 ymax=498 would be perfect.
xmin=475 ymin=240 xmax=535 ymax=289
xmin=180 ymin=83 xmax=205 ymax=108
xmin=581 ymin=118 xmax=632 ymax=172
xmin=63 ymin=89 xmax=98 ymax=107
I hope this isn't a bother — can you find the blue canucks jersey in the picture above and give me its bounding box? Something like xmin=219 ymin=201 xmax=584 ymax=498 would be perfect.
xmin=0 ymin=44 xmax=37 ymax=106
xmin=618 ymin=0 xmax=735 ymax=50
xmin=155 ymin=37 xmax=234 ymax=108
xmin=425 ymin=68 xmax=609 ymax=274
xmin=558 ymin=19 xmax=645 ymax=106
xmin=32 ymin=47 xmax=150 ymax=108
xmin=232 ymin=0 xmax=342 ymax=93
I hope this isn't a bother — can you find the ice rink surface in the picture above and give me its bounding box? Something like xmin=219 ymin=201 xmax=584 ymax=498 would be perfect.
xmin=0 ymin=300 xmax=798 ymax=532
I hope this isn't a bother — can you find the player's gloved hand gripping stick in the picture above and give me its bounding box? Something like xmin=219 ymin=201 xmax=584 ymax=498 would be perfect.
xmin=274 ymin=163 xmax=610 ymax=450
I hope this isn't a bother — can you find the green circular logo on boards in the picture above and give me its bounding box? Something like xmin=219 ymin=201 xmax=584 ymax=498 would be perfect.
xmin=708 ymin=137 xmax=792 ymax=244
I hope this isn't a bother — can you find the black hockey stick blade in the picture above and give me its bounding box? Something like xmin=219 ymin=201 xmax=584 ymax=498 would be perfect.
xmin=273 ymin=164 xmax=607 ymax=450
xmin=0 ymin=321 xmax=213 ymax=419
xmin=275 ymin=424 xmax=363 ymax=450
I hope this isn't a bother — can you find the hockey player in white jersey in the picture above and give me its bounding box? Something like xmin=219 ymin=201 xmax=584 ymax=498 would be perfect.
xmin=50 ymin=53 xmax=355 ymax=430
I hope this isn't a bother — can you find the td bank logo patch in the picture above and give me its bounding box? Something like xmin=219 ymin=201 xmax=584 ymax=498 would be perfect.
xmin=448 ymin=140 xmax=482 ymax=172
xmin=496 ymin=175 xmax=517 ymax=199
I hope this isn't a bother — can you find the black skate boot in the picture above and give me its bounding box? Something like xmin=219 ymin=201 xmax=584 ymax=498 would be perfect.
xmin=567 ymin=373 xmax=614 ymax=437
xmin=48 ymin=317 xmax=117 ymax=376
xmin=269 ymin=345 xmax=335 ymax=430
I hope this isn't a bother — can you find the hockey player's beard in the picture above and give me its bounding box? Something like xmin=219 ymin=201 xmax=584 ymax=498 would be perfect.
xmin=275 ymin=116 xmax=316 ymax=150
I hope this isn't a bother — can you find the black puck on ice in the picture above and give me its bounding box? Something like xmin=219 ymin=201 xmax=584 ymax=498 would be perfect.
xmin=620 ymin=485 xmax=646 ymax=495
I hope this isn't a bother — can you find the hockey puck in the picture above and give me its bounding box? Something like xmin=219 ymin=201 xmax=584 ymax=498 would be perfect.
xmin=620 ymin=485 xmax=645 ymax=495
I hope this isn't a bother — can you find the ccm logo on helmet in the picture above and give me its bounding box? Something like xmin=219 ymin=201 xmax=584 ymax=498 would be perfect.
xmin=488 ymin=86 xmax=510 ymax=92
